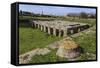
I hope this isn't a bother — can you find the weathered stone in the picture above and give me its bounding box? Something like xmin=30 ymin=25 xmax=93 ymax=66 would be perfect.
xmin=19 ymin=48 xmax=40 ymax=64
xmin=47 ymin=42 xmax=60 ymax=49
xmin=33 ymin=21 xmax=89 ymax=36
xmin=37 ymin=48 xmax=51 ymax=55
xmin=19 ymin=47 xmax=51 ymax=64
xmin=56 ymin=39 xmax=82 ymax=59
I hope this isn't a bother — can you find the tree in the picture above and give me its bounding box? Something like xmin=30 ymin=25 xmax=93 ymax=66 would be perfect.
xmin=79 ymin=12 xmax=88 ymax=18
xmin=19 ymin=10 xmax=23 ymax=15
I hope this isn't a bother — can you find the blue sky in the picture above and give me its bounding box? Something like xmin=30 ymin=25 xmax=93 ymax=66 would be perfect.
xmin=19 ymin=4 xmax=96 ymax=16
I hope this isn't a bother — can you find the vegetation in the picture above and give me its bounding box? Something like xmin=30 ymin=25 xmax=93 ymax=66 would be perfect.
xmin=19 ymin=27 xmax=62 ymax=54
xmin=72 ymin=26 xmax=96 ymax=60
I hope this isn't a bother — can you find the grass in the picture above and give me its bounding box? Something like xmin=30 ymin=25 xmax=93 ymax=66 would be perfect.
xmin=19 ymin=27 xmax=62 ymax=55
xmin=19 ymin=16 xmax=96 ymax=26
xmin=72 ymin=26 xmax=96 ymax=60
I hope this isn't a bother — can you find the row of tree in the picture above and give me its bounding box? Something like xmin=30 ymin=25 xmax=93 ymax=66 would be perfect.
xmin=19 ymin=10 xmax=96 ymax=19
xmin=67 ymin=12 xmax=96 ymax=18
xmin=19 ymin=10 xmax=57 ymax=18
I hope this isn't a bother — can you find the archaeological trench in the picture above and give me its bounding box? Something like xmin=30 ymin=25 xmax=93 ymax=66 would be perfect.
xmin=19 ymin=20 xmax=90 ymax=64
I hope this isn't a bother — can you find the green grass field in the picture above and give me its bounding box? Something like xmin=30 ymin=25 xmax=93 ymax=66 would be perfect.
xmin=19 ymin=27 xmax=62 ymax=55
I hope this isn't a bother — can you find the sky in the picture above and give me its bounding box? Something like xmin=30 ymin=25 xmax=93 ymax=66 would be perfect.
xmin=19 ymin=4 xmax=96 ymax=16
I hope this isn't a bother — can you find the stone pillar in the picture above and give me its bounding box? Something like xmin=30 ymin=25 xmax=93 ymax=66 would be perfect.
xmin=63 ymin=30 xmax=67 ymax=37
xmin=40 ymin=25 xmax=43 ymax=31
xmin=39 ymin=25 xmax=41 ymax=29
xmin=38 ymin=24 xmax=39 ymax=29
xmin=53 ymin=28 xmax=56 ymax=36
xmin=70 ymin=29 xmax=73 ymax=34
xmin=78 ymin=28 xmax=80 ymax=32
xmin=59 ymin=30 xmax=61 ymax=37
xmin=44 ymin=26 xmax=46 ymax=32
xmin=42 ymin=25 xmax=44 ymax=31
xmin=48 ymin=27 xmax=50 ymax=34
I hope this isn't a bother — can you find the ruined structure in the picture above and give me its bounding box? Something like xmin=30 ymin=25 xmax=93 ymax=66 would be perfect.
xmin=56 ymin=38 xmax=82 ymax=59
xmin=32 ymin=21 xmax=89 ymax=37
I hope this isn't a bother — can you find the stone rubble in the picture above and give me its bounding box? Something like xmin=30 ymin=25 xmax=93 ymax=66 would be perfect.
xmin=19 ymin=48 xmax=51 ymax=64
xmin=56 ymin=38 xmax=82 ymax=59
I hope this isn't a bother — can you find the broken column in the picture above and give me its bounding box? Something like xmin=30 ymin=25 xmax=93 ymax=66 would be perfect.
xmin=78 ymin=27 xmax=80 ymax=32
xmin=63 ymin=29 xmax=67 ymax=37
xmin=59 ymin=30 xmax=62 ymax=37
xmin=70 ymin=29 xmax=74 ymax=34
xmin=37 ymin=24 xmax=39 ymax=29
xmin=53 ymin=28 xmax=56 ymax=36
xmin=56 ymin=38 xmax=82 ymax=59
xmin=40 ymin=25 xmax=43 ymax=31
xmin=43 ymin=26 xmax=46 ymax=32
xmin=48 ymin=27 xmax=50 ymax=34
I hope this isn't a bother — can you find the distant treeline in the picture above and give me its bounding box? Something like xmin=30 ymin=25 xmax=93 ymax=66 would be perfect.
xmin=67 ymin=12 xmax=96 ymax=19
xmin=19 ymin=10 xmax=58 ymax=18
xmin=19 ymin=10 xmax=96 ymax=19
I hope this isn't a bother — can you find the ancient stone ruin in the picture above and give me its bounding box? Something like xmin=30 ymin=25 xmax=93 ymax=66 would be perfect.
xmin=32 ymin=21 xmax=89 ymax=37
xmin=56 ymin=38 xmax=82 ymax=59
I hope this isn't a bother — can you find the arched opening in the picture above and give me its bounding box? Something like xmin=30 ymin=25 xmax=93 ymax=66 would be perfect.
xmin=42 ymin=25 xmax=44 ymax=31
xmin=61 ymin=30 xmax=64 ymax=36
xmin=83 ymin=25 xmax=89 ymax=29
xmin=36 ymin=24 xmax=38 ymax=28
xmin=46 ymin=27 xmax=48 ymax=33
xmin=56 ymin=29 xmax=59 ymax=36
xmin=80 ymin=26 xmax=84 ymax=31
xmin=67 ymin=28 xmax=71 ymax=35
xmin=32 ymin=22 xmax=35 ymax=28
xmin=73 ymin=27 xmax=78 ymax=33
xmin=50 ymin=28 xmax=53 ymax=35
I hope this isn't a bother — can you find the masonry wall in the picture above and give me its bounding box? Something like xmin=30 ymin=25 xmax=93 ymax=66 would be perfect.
xmin=32 ymin=21 xmax=89 ymax=37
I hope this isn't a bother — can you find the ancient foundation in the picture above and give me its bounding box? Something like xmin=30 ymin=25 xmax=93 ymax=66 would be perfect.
xmin=32 ymin=21 xmax=89 ymax=37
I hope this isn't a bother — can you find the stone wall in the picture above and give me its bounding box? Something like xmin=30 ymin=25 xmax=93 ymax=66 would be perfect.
xmin=32 ymin=21 xmax=89 ymax=37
